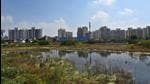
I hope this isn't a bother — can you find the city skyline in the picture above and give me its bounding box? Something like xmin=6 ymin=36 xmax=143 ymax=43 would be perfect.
xmin=8 ymin=27 xmax=42 ymax=42
xmin=1 ymin=0 xmax=150 ymax=36
xmin=57 ymin=25 xmax=150 ymax=42
xmin=6 ymin=26 xmax=149 ymax=42
xmin=4 ymin=25 xmax=150 ymax=37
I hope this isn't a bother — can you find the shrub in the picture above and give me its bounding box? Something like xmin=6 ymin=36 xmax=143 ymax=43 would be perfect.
xmin=139 ymin=40 xmax=150 ymax=48
xmin=86 ymin=40 xmax=101 ymax=44
xmin=60 ymin=40 xmax=76 ymax=46
xmin=2 ymin=67 xmax=18 ymax=79
xmin=38 ymin=40 xmax=49 ymax=45
xmin=127 ymin=35 xmax=139 ymax=44
xmin=86 ymin=40 xmax=96 ymax=44
xmin=128 ymin=40 xmax=138 ymax=44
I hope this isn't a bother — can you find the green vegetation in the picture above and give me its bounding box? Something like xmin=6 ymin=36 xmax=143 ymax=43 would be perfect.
xmin=60 ymin=40 xmax=77 ymax=46
xmin=138 ymin=40 xmax=150 ymax=48
xmin=37 ymin=40 xmax=50 ymax=45
xmin=126 ymin=35 xmax=150 ymax=49
xmin=1 ymin=38 xmax=150 ymax=52
xmin=127 ymin=35 xmax=139 ymax=44
xmin=1 ymin=51 xmax=132 ymax=84
xmin=2 ymin=43 xmax=150 ymax=52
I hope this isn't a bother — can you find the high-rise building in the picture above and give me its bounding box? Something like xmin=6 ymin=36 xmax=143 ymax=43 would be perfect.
xmin=8 ymin=27 xmax=42 ymax=42
xmin=27 ymin=27 xmax=42 ymax=40
xmin=58 ymin=28 xmax=72 ymax=41
xmin=58 ymin=28 xmax=66 ymax=39
xmin=82 ymin=26 xmax=88 ymax=37
xmin=66 ymin=32 xmax=72 ymax=39
xmin=111 ymin=28 xmax=126 ymax=42
xmin=77 ymin=26 xmax=89 ymax=41
xmin=28 ymin=29 xmax=32 ymax=40
xmin=31 ymin=27 xmax=36 ymax=40
xmin=92 ymin=30 xmax=101 ymax=41
xmin=14 ymin=27 xmax=19 ymax=41
xmin=136 ymin=27 xmax=143 ymax=39
xmin=99 ymin=26 xmax=111 ymax=42
xmin=8 ymin=29 xmax=14 ymax=41
xmin=77 ymin=27 xmax=82 ymax=39
xmin=35 ymin=29 xmax=42 ymax=39
xmin=19 ymin=29 xmax=26 ymax=41
xmin=143 ymin=26 xmax=150 ymax=39
xmin=126 ymin=28 xmax=137 ymax=39
xmin=146 ymin=26 xmax=150 ymax=39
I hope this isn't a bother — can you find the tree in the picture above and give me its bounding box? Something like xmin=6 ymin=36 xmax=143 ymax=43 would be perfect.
xmin=127 ymin=35 xmax=138 ymax=44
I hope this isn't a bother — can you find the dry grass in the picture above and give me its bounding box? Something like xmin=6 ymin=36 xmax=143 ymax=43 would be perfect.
xmin=2 ymin=43 xmax=150 ymax=52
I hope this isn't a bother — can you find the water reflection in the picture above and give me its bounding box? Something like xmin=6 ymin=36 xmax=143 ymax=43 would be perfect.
xmin=128 ymin=52 xmax=138 ymax=60
xmin=139 ymin=56 xmax=148 ymax=62
xmin=58 ymin=50 xmax=75 ymax=57
xmin=115 ymin=52 xmax=122 ymax=55
xmin=96 ymin=51 xmax=111 ymax=57
xmin=77 ymin=51 xmax=88 ymax=58
xmin=58 ymin=50 xmax=66 ymax=57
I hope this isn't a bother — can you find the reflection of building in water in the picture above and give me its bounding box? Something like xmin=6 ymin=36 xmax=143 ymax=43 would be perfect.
xmin=129 ymin=52 xmax=134 ymax=57
xmin=58 ymin=50 xmax=74 ymax=57
xmin=77 ymin=51 xmax=88 ymax=58
xmin=139 ymin=56 xmax=148 ymax=62
xmin=97 ymin=51 xmax=111 ymax=57
xmin=58 ymin=50 xmax=67 ymax=57
xmin=89 ymin=51 xmax=92 ymax=65
xmin=115 ymin=52 xmax=122 ymax=55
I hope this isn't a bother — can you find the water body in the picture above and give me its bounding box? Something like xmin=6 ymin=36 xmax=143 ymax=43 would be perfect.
xmin=25 ymin=50 xmax=150 ymax=83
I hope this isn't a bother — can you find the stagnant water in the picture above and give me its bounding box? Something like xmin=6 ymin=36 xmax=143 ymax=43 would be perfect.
xmin=31 ymin=50 xmax=150 ymax=84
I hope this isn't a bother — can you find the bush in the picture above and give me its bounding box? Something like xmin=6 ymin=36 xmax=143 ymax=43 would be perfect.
xmin=2 ymin=67 xmax=18 ymax=79
xmin=86 ymin=40 xmax=101 ymax=44
xmin=60 ymin=40 xmax=76 ymax=46
xmin=38 ymin=40 xmax=49 ymax=45
xmin=127 ymin=35 xmax=138 ymax=44
xmin=128 ymin=40 xmax=138 ymax=44
xmin=139 ymin=40 xmax=150 ymax=48
xmin=86 ymin=40 xmax=96 ymax=44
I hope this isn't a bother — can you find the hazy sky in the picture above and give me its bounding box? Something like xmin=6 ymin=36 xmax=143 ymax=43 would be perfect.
xmin=1 ymin=0 xmax=150 ymax=36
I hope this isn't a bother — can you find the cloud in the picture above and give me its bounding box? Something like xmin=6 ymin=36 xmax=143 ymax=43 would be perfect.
xmin=107 ymin=18 xmax=150 ymax=30
xmin=1 ymin=16 xmax=14 ymax=30
xmin=1 ymin=16 xmax=13 ymax=24
xmin=119 ymin=8 xmax=134 ymax=16
xmin=1 ymin=16 xmax=14 ymax=35
xmin=89 ymin=11 xmax=110 ymax=30
xmin=53 ymin=18 xmax=69 ymax=28
xmin=37 ymin=18 xmax=71 ymax=36
xmin=92 ymin=0 xmax=116 ymax=6
xmin=89 ymin=10 xmax=149 ymax=30
xmin=90 ymin=11 xmax=109 ymax=23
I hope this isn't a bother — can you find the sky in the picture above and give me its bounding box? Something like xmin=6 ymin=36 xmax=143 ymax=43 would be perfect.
xmin=1 ymin=0 xmax=150 ymax=36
